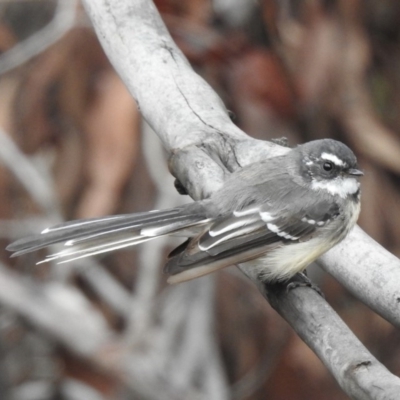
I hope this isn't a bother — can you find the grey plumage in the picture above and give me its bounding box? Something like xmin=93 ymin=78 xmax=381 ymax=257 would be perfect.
xmin=8 ymin=206 xmax=211 ymax=261
xmin=6 ymin=139 xmax=362 ymax=284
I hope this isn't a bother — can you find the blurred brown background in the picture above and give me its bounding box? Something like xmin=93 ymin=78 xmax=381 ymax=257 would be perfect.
xmin=0 ymin=0 xmax=399 ymax=399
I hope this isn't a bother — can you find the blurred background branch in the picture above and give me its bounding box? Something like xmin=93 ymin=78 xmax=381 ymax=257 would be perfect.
xmin=0 ymin=0 xmax=78 ymax=74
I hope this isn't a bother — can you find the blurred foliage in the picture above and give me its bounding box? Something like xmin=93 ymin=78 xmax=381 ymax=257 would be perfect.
xmin=0 ymin=0 xmax=399 ymax=399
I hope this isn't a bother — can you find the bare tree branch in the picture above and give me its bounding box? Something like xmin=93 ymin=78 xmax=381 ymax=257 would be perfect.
xmin=0 ymin=0 xmax=78 ymax=74
xmin=265 ymin=279 xmax=400 ymax=400
xmin=319 ymin=225 xmax=400 ymax=328
xmin=0 ymin=127 xmax=60 ymax=217
xmin=0 ymin=261 xmax=113 ymax=358
xmin=125 ymin=122 xmax=182 ymax=341
xmin=80 ymin=0 xmax=400 ymax=398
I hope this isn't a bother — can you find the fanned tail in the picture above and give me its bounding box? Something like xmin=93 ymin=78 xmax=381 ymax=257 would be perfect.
xmin=7 ymin=205 xmax=210 ymax=264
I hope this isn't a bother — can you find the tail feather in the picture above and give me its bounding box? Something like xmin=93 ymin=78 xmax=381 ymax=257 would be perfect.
xmin=39 ymin=235 xmax=154 ymax=264
xmin=8 ymin=209 xmax=182 ymax=254
xmin=7 ymin=206 xmax=209 ymax=262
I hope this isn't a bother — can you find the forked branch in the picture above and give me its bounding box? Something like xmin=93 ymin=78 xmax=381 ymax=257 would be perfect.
xmin=81 ymin=0 xmax=400 ymax=398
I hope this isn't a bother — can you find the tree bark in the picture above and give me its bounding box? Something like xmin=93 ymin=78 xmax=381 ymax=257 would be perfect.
xmin=80 ymin=0 xmax=400 ymax=398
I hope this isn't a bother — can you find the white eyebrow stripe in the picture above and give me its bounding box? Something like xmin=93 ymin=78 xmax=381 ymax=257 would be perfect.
xmin=321 ymin=152 xmax=345 ymax=166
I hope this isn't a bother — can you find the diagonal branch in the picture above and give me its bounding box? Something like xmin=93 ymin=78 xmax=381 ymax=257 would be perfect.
xmin=76 ymin=0 xmax=400 ymax=398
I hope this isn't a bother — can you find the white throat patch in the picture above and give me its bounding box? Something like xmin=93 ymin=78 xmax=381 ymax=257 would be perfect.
xmin=311 ymin=177 xmax=359 ymax=198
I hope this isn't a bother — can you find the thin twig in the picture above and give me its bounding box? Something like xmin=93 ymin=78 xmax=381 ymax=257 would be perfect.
xmin=125 ymin=122 xmax=184 ymax=341
xmin=0 ymin=0 xmax=78 ymax=74
xmin=0 ymin=127 xmax=60 ymax=217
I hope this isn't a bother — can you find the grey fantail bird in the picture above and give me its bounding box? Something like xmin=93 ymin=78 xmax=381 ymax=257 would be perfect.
xmin=7 ymin=139 xmax=363 ymax=284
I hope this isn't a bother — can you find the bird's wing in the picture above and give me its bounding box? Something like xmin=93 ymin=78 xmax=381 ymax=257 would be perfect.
xmin=165 ymin=201 xmax=340 ymax=283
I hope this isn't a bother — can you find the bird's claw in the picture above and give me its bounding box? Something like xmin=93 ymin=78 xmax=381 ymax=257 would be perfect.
xmin=174 ymin=179 xmax=188 ymax=195
xmin=286 ymin=272 xmax=324 ymax=298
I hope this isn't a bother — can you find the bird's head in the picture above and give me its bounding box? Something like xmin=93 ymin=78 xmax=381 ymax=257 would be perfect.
xmin=297 ymin=139 xmax=363 ymax=199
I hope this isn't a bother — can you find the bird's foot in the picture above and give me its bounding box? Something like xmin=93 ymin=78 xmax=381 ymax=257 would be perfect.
xmin=286 ymin=272 xmax=324 ymax=298
xmin=174 ymin=179 xmax=189 ymax=195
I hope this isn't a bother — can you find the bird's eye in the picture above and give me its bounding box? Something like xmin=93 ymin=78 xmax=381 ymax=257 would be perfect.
xmin=323 ymin=161 xmax=334 ymax=172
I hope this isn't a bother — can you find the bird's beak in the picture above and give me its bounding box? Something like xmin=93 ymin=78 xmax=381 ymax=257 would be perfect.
xmin=348 ymin=168 xmax=364 ymax=176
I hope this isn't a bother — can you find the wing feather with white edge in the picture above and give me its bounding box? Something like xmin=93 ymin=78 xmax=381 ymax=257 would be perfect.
xmin=165 ymin=202 xmax=338 ymax=283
